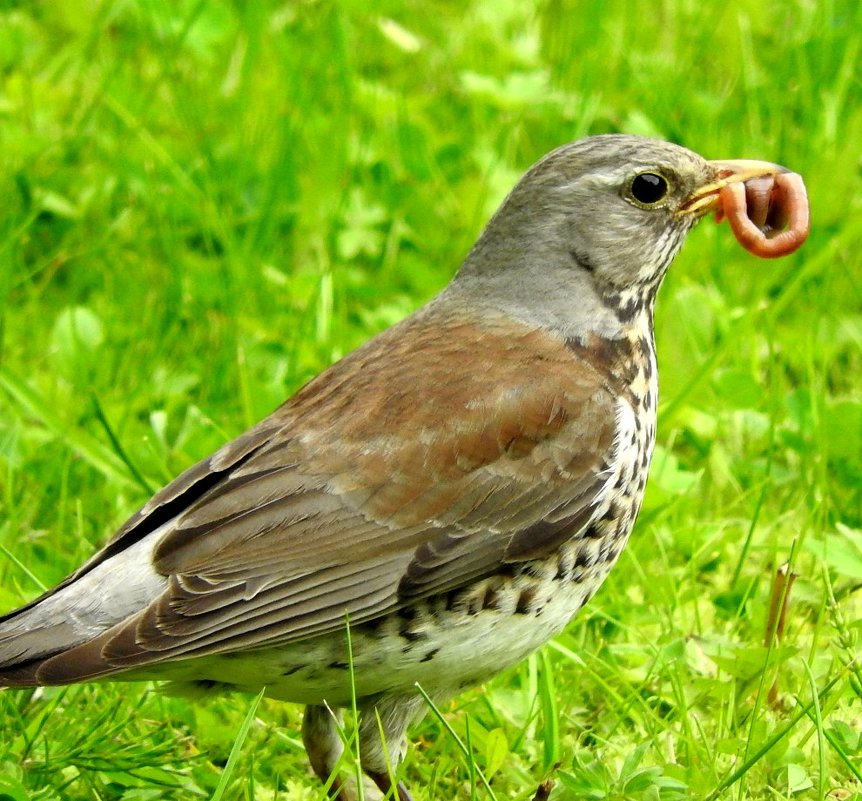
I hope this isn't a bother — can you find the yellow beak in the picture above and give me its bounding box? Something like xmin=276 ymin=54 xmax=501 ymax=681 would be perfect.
xmin=679 ymin=159 xmax=791 ymax=217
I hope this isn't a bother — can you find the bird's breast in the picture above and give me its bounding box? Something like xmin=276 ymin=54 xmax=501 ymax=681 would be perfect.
xmin=553 ymin=323 xmax=658 ymax=582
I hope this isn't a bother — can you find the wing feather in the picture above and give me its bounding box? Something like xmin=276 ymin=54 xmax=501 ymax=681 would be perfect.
xmin=15 ymin=307 xmax=632 ymax=682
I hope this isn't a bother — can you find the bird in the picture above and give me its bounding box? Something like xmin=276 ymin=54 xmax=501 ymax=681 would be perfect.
xmin=0 ymin=135 xmax=808 ymax=800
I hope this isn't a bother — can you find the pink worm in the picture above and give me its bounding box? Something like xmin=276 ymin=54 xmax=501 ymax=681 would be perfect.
xmin=717 ymin=172 xmax=810 ymax=258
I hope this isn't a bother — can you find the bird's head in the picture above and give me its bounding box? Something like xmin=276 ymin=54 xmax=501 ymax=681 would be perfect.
xmin=455 ymin=134 xmax=804 ymax=333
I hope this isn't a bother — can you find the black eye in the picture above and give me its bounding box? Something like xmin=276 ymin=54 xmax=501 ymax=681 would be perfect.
xmin=630 ymin=172 xmax=669 ymax=205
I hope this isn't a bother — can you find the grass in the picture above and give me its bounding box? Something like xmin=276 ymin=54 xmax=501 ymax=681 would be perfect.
xmin=0 ymin=0 xmax=860 ymax=799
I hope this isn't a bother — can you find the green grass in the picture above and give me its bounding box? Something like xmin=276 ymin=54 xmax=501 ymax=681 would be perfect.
xmin=1 ymin=1 xmax=861 ymax=799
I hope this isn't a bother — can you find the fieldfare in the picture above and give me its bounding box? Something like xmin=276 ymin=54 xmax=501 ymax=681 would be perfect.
xmin=0 ymin=135 xmax=809 ymax=800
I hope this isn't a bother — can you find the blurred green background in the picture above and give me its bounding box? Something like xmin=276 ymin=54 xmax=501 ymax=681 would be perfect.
xmin=0 ymin=2 xmax=860 ymax=800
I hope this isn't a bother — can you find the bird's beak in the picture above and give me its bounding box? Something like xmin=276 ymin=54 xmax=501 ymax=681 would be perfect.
xmin=678 ymin=159 xmax=790 ymax=217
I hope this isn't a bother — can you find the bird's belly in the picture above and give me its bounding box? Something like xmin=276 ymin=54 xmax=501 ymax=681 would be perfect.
xmin=150 ymin=568 xmax=602 ymax=706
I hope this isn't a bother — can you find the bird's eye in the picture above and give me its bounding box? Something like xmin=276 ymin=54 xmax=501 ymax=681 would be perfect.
xmin=629 ymin=172 xmax=670 ymax=206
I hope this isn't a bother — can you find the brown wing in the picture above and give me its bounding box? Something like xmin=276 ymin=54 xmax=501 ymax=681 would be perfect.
xmin=30 ymin=306 xmax=622 ymax=681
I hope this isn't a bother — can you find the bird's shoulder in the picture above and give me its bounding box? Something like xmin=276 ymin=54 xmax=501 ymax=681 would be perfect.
xmin=258 ymin=305 xmax=627 ymax=514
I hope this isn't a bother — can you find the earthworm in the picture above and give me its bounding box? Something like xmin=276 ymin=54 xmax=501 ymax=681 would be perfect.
xmin=715 ymin=171 xmax=810 ymax=258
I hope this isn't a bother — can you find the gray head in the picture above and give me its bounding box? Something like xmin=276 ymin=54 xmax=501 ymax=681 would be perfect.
xmin=452 ymin=135 xmax=723 ymax=331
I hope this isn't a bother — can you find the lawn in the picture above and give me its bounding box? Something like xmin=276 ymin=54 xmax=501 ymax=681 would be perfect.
xmin=0 ymin=1 xmax=860 ymax=799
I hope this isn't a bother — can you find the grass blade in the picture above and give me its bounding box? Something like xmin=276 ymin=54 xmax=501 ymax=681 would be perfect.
xmin=414 ymin=682 xmax=498 ymax=801
xmin=210 ymin=688 xmax=265 ymax=801
xmin=0 ymin=367 xmax=139 ymax=491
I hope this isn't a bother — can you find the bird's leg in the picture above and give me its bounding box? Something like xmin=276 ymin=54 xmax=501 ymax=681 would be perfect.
xmin=367 ymin=772 xmax=414 ymax=801
xmin=358 ymin=693 xmax=427 ymax=801
xmin=302 ymin=704 xmax=349 ymax=799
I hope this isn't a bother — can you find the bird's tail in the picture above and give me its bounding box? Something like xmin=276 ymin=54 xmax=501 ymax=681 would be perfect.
xmin=0 ymin=535 xmax=165 ymax=687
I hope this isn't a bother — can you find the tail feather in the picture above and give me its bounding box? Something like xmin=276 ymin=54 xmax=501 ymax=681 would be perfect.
xmin=0 ymin=535 xmax=166 ymax=686
xmin=0 ymin=658 xmax=43 ymax=687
